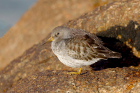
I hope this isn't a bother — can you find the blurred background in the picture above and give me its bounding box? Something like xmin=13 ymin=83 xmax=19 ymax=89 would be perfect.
xmin=0 ymin=0 xmax=37 ymax=37
xmin=0 ymin=0 xmax=116 ymax=70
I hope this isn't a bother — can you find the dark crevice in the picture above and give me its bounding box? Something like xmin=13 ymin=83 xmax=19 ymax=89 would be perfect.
xmin=90 ymin=20 xmax=140 ymax=70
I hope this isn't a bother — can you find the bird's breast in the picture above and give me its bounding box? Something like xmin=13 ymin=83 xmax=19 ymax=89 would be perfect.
xmin=51 ymin=40 xmax=65 ymax=55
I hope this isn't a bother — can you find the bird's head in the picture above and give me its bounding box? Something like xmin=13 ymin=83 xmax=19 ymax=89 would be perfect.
xmin=48 ymin=26 xmax=72 ymax=42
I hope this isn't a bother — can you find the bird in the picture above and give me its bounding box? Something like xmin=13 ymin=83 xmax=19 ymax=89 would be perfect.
xmin=44 ymin=26 xmax=121 ymax=74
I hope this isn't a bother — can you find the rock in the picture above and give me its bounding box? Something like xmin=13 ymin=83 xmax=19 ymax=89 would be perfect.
xmin=6 ymin=68 xmax=140 ymax=93
xmin=1 ymin=0 xmax=140 ymax=92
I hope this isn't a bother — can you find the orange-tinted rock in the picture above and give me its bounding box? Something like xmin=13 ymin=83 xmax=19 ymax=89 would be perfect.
xmin=1 ymin=0 xmax=140 ymax=93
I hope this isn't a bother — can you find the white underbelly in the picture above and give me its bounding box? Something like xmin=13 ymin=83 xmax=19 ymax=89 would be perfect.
xmin=57 ymin=54 xmax=101 ymax=68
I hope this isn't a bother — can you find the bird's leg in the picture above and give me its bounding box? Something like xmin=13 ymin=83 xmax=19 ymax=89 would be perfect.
xmin=67 ymin=68 xmax=82 ymax=75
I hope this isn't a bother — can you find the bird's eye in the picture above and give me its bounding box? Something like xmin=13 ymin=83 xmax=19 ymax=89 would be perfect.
xmin=55 ymin=32 xmax=60 ymax=37
xmin=57 ymin=33 xmax=59 ymax=35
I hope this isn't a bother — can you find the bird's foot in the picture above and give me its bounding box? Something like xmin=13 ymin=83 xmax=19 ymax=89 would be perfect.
xmin=67 ymin=68 xmax=82 ymax=75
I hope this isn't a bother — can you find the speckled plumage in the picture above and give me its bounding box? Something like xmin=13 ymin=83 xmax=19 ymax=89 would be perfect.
xmin=50 ymin=26 xmax=121 ymax=68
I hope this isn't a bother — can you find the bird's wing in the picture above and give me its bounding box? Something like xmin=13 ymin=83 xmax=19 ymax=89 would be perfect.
xmin=65 ymin=34 xmax=121 ymax=61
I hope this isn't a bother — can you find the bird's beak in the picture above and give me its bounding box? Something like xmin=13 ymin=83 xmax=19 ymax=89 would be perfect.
xmin=42 ymin=36 xmax=53 ymax=45
xmin=47 ymin=36 xmax=54 ymax=42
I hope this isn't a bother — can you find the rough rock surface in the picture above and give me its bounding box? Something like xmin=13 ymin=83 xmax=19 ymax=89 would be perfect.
xmin=0 ymin=0 xmax=140 ymax=93
xmin=6 ymin=69 xmax=140 ymax=93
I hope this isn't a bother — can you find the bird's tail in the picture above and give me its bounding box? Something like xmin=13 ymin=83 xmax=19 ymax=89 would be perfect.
xmin=109 ymin=52 xmax=122 ymax=58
